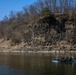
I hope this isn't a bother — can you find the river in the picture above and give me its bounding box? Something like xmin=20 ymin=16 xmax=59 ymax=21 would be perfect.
xmin=0 ymin=53 xmax=76 ymax=75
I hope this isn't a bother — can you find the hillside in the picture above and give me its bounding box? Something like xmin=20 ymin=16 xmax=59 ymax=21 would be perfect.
xmin=0 ymin=0 xmax=76 ymax=52
xmin=0 ymin=11 xmax=76 ymax=52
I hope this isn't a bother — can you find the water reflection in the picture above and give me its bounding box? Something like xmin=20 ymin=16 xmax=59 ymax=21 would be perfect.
xmin=0 ymin=53 xmax=76 ymax=75
xmin=0 ymin=65 xmax=25 ymax=75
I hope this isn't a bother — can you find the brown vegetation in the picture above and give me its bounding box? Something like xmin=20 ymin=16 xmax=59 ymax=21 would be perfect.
xmin=0 ymin=0 xmax=76 ymax=51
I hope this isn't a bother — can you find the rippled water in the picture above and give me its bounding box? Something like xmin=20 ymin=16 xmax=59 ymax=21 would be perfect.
xmin=0 ymin=53 xmax=76 ymax=75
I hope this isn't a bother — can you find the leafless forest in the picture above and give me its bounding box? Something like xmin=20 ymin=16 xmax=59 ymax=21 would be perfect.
xmin=0 ymin=0 xmax=76 ymax=50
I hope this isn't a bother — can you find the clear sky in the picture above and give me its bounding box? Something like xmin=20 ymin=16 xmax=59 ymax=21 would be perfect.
xmin=0 ymin=0 xmax=37 ymax=21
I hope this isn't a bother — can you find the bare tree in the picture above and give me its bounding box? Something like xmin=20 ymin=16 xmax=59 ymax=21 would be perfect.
xmin=29 ymin=5 xmax=38 ymax=16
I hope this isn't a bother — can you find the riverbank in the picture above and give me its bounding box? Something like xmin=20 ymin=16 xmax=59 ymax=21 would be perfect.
xmin=0 ymin=39 xmax=76 ymax=53
xmin=0 ymin=12 xmax=76 ymax=54
xmin=0 ymin=47 xmax=76 ymax=54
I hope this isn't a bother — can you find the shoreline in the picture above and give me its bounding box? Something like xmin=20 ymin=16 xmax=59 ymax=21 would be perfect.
xmin=0 ymin=50 xmax=76 ymax=53
xmin=0 ymin=46 xmax=76 ymax=54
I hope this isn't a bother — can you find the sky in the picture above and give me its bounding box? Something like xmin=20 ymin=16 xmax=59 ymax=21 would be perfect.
xmin=0 ymin=0 xmax=37 ymax=21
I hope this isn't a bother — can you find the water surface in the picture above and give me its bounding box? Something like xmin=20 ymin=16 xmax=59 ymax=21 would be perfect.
xmin=0 ymin=53 xmax=76 ymax=75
